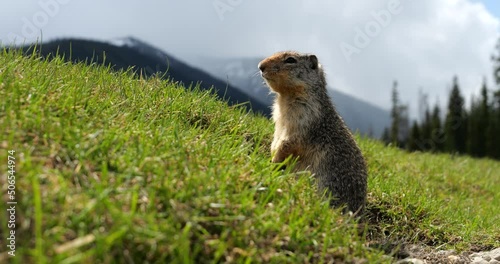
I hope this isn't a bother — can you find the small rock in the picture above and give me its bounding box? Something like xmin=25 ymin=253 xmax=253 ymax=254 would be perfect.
xmin=396 ymin=258 xmax=425 ymax=264
xmin=483 ymin=255 xmax=491 ymax=261
xmin=492 ymin=248 xmax=500 ymax=261
xmin=490 ymin=260 xmax=500 ymax=264
xmin=471 ymin=257 xmax=489 ymax=264
xmin=447 ymin=255 xmax=461 ymax=263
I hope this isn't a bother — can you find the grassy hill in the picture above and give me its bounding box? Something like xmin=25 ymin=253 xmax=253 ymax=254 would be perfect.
xmin=0 ymin=50 xmax=498 ymax=263
xmin=16 ymin=38 xmax=271 ymax=117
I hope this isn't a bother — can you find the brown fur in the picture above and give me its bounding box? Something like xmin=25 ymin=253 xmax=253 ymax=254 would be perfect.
xmin=258 ymin=51 xmax=368 ymax=214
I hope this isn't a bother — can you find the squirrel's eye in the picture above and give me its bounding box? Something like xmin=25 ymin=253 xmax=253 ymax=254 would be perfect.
xmin=284 ymin=57 xmax=297 ymax=64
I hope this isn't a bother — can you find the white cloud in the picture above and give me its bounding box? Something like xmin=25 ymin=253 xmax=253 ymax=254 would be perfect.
xmin=1 ymin=0 xmax=498 ymax=118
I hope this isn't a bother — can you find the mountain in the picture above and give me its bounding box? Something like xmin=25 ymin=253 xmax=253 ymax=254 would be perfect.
xmin=16 ymin=37 xmax=271 ymax=116
xmin=13 ymin=37 xmax=389 ymax=137
xmin=193 ymin=57 xmax=391 ymax=137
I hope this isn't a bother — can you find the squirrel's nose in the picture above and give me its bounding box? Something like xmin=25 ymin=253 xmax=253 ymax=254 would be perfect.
xmin=258 ymin=62 xmax=266 ymax=72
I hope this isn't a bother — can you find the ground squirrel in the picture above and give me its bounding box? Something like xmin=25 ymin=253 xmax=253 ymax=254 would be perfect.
xmin=258 ymin=51 xmax=368 ymax=214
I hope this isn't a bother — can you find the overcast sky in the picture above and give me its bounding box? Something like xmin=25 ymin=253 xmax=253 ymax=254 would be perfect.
xmin=1 ymin=0 xmax=499 ymax=118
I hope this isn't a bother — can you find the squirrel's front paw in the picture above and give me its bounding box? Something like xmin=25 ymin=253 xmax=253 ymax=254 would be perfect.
xmin=271 ymin=155 xmax=282 ymax=163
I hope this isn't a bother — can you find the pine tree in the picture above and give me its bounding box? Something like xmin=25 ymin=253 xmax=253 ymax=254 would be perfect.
xmin=390 ymin=81 xmax=400 ymax=146
xmin=494 ymin=39 xmax=500 ymax=86
xmin=444 ymin=76 xmax=467 ymax=154
xmin=430 ymin=103 xmax=444 ymax=152
xmin=476 ymin=80 xmax=489 ymax=157
xmin=486 ymin=90 xmax=500 ymax=159
xmin=420 ymin=107 xmax=432 ymax=151
xmin=381 ymin=127 xmax=391 ymax=145
xmin=485 ymin=39 xmax=500 ymax=159
xmin=467 ymin=95 xmax=481 ymax=156
xmin=398 ymin=104 xmax=410 ymax=146
xmin=407 ymin=121 xmax=422 ymax=151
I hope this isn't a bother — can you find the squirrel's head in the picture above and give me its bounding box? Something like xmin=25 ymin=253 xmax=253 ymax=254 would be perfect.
xmin=258 ymin=51 xmax=326 ymax=96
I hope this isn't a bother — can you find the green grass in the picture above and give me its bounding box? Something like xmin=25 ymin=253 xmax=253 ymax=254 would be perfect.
xmin=0 ymin=50 xmax=498 ymax=263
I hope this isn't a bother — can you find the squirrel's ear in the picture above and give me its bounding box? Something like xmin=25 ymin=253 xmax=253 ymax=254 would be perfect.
xmin=308 ymin=55 xmax=318 ymax=69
